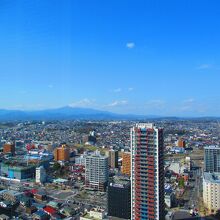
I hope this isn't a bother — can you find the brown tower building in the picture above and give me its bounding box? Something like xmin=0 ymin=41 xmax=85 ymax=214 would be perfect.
xmin=107 ymin=150 xmax=118 ymax=169
xmin=54 ymin=144 xmax=70 ymax=161
xmin=177 ymin=138 xmax=186 ymax=148
xmin=121 ymin=152 xmax=131 ymax=176
xmin=3 ymin=143 xmax=15 ymax=155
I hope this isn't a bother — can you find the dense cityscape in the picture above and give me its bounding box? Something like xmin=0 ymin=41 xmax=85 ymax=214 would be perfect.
xmin=0 ymin=119 xmax=219 ymax=219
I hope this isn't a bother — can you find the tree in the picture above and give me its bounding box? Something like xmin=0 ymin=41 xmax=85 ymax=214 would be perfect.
xmin=53 ymin=162 xmax=61 ymax=171
xmin=179 ymin=177 xmax=185 ymax=188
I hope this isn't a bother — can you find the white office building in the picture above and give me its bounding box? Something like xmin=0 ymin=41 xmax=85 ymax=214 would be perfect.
xmin=36 ymin=166 xmax=46 ymax=184
xmin=203 ymin=172 xmax=220 ymax=211
xmin=85 ymin=151 xmax=109 ymax=191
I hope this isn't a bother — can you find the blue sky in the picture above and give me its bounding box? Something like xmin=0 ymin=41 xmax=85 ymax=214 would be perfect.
xmin=0 ymin=0 xmax=220 ymax=116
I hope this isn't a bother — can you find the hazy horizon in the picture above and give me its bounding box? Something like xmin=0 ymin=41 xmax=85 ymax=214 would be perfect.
xmin=1 ymin=105 xmax=220 ymax=118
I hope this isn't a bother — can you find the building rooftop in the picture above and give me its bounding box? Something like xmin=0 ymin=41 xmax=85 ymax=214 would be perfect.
xmin=33 ymin=210 xmax=48 ymax=217
xmin=82 ymin=213 xmax=99 ymax=220
xmin=81 ymin=208 xmax=106 ymax=220
xmin=86 ymin=150 xmax=108 ymax=159
xmin=204 ymin=172 xmax=220 ymax=183
xmin=0 ymin=214 xmax=10 ymax=220
xmin=109 ymin=175 xmax=130 ymax=188
xmin=2 ymin=160 xmax=36 ymax=169
xmin=53 ymin=178 xmax=68 ymax=184
xmin=204 ymin=145 xmax=220 ymax=150
xmin=135 ymin=123 xmax=155 ymax=129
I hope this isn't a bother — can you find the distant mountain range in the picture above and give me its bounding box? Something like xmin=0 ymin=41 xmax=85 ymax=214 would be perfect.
xmin=0 ymin=106 xmax=218 ymax=121
xmin=0 ymin=106 xmax=154 ymax=121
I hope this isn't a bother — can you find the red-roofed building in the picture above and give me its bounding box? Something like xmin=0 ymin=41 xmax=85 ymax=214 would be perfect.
xmin=31 ymin=189 xmax=38 ymax=195
xmin=43 ymin=206 xmax=57 ymax=216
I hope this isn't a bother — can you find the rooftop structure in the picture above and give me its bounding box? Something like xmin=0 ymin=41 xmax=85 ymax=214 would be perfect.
xmin=80 ymin=208 xmax=106 ymax=220
xmin=203 ymin=172 xmax=220 ymax=183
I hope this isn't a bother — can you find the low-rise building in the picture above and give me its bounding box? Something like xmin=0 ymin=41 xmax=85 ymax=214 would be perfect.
xmin=1 ymin=162 xmax=35 ymax=180
xmin=26 ymin=206 xmax=38 ymax=215
xmin=80 ymin=208 xmax=107 ymax=220
xmin=1 ymin=190 xmax=23 ymax=203
xmin=0 ymin=214 xmax=10 ymax=220
xmin=1 ymin=157 xmax=50 ymax=181
xmin=32 ymin=210 xmax=49 ymax=220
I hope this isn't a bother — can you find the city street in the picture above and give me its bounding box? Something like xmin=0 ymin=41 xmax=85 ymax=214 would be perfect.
xmin=186 ymin=166 xmax=203 ymax=211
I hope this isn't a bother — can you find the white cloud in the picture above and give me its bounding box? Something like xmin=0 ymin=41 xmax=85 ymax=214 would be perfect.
xmin=197 ymin=64 xmax=212 ymax=70
xmin=69 ymin=98 xmax=95 ymax=107
xmin=126 ymin=42 xmax=135 ymax=49
xmin=128 ymin=87 xmax=134 ymax=91
xmin=113 ymin=88 xmax=122 ymax=93
xmin=107 ymin=100 xmax=128 ymax=107
xmin=178 ymin=98 xmax=196 ymax=112
xmin=179 ymin=98 xmax=195 ymax=112
xmin=183 ymin=98 xmax=195 ymax=104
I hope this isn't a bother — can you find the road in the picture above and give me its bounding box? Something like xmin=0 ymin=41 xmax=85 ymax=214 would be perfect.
xmin=186 ymin=166 xmax=203 ymax=210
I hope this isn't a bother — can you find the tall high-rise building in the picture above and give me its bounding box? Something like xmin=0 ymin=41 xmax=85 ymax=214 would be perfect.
xmin=54 ymin=144 xmax=70 ymax=161
xmin=121 ymin=152 xmax=131 ymax=176
xmin=131 ymin=123 xmax=165 ymax=220
xmin=108 ymin=176 xmax=131 ymax=219
xmin=204 ymin=146 xmax=220 ymax=173
xmin=107 ymin=150 xmax=118 ymax=169
xmin=85 ymin=151 xmax=109 ymax=191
